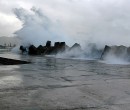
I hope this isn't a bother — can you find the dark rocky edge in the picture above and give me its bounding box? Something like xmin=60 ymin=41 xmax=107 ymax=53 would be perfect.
xmin=20 ymin=41 xmax=130 ymax=61
xmin=101 ymin=45 xmax=130 ymax=60
xmin=20 ymin=41 xmax=82 ymax=55
xmin=0 ymin=57 xmax=30 ymax=65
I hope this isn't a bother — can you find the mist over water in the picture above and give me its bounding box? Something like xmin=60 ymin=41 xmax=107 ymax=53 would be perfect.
xmin=13 ymin=0 xmax=130 ymax=64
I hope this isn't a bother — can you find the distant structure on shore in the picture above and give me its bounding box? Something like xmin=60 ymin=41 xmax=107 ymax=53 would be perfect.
xmin=0 ymin=44 xmax=16 ymax=49
xmin=0 ymin=36 xmax=19 ymax=48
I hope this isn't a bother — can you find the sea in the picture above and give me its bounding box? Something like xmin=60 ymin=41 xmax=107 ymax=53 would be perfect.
xmin=0 ymin=49 xmax=130 ymax=110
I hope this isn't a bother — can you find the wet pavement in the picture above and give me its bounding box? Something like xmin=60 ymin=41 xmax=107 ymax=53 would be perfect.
xmin=0 ymin=53 xmax=130 ymax=110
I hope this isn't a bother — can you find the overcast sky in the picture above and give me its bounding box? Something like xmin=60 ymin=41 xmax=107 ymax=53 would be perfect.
xmin=0 ymin=0 xmax=86 ymax=37
xmin=1 ymin=0 xmax=130 ymax=46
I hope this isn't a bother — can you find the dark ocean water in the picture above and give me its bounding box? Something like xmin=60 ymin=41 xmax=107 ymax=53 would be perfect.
xmin=0 ymin=51 xmax=130 ymax=110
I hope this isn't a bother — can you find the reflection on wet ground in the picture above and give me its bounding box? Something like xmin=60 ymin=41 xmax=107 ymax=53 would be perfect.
xmin=0 ymin=53 xmax=130 ymax=109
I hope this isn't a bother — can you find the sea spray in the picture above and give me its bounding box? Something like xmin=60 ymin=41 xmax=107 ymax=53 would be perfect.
xmin=12 ymin=1 xmax=130 ymax=64
xmin=13 ymin=1 xmax=130 ymax=48
xmin=13 ymin=7 xmax=73 ymax=47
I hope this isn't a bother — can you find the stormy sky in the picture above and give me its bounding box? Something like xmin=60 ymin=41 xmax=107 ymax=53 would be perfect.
xmin=1 ymin=0 xmax=130 ymax=47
